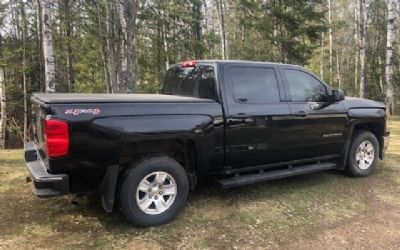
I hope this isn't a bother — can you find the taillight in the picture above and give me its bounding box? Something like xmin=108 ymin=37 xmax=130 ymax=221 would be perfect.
xmin=44 ymin=119 xmax=69 ymax=158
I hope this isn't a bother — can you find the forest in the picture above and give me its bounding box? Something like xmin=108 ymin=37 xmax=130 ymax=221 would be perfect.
xmin=0 ymin=0 xmax=399 ymax=148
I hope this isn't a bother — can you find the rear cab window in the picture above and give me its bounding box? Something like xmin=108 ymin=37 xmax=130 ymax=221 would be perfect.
xmin=162 ymin=62 xmax=218 ymax=101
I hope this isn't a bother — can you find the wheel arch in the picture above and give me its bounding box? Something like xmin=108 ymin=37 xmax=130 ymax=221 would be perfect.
xmin=338 ymin=115 xmax=386 ymax=170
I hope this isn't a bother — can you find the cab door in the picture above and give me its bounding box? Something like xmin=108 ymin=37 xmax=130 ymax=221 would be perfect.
xmin=279 ymin=65 xmax=348 ymax=160
xmin=222 ymin=63 xmax=293 ymax=169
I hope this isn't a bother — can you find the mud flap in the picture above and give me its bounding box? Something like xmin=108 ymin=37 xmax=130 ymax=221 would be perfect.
xmin=100 ymin=165 xmax=119 ymax=213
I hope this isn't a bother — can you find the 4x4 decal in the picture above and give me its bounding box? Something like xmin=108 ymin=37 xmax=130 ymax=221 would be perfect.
xmin=65 ymin=108 xmax=101 ymax=116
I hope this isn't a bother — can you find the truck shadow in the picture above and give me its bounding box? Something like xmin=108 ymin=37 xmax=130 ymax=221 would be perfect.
xmin=63 ymin=169 xmax=348 ymax=230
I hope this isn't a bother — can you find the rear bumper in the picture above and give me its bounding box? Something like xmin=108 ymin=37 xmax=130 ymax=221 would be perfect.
xmin=24 ymin=142 xmax=69 ymax=197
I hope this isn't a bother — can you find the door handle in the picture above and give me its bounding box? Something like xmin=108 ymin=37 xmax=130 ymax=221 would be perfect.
xmin=293 ymin=111 xmax=308 ymax=117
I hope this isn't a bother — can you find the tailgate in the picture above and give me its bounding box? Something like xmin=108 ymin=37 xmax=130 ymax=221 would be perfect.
xmin=31 ymin=98 xmax=48 ymax=161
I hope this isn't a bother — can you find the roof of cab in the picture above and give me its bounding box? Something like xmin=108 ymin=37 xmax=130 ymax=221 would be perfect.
xmin=169 ymin=60 xmax=301 ymax=68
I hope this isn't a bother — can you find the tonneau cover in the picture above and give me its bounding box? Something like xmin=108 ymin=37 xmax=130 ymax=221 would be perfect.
xmin=32 ymin=93 xmax=215 ymax=104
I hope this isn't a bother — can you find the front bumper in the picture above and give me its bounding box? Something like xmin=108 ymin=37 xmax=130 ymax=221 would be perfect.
xmin=24 ymin=142 xmax=69 ymax=197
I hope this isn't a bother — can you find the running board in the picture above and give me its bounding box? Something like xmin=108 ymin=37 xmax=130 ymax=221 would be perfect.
xmin=216 ymin=162 xmax=337 ymax=188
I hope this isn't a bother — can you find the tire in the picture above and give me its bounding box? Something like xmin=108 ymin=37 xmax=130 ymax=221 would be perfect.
xmin=119 ymin=156 xmax=189 ymax=227
xmin=347 ymin=130 xmax=379 ymax=177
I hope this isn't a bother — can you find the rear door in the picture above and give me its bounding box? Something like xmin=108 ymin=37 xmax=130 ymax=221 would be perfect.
xmin=279 ymin=65 xmax=348 ymax=160
xmin=222 ymin=63 xmax=293 ymax=169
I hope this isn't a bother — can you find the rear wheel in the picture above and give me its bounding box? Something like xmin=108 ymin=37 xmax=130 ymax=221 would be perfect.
xmin=119 ymin=156 xmax=189 ymax=226
xmin=347 ymin=131 xmax=379 ymax=177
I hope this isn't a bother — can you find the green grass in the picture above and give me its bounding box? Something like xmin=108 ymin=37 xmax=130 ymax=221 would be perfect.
xmin=1 ymin=118 xmax=400 ymax=249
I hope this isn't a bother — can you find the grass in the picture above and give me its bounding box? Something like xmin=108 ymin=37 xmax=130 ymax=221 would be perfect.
xmin=1 ymin=118 xmax=400 ymax=249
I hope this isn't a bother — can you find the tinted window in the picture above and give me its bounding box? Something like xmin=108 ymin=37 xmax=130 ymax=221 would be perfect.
xmin=198 ymin=66 xmax=217 ymax=100
xmin=230 ymin=67 xmax=280 ymax=103
xmin=163 ymin=65 xmax=217 ymax=100
xmin=163 ymin=67 xmax=195 ymax=95
xmin=284 ymin=70 xmax=328 ymax=102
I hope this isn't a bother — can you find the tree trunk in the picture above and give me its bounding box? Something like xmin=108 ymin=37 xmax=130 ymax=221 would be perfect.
xmin=354 ymin=0 xmax=359 ymax=96
xmin=36 ymin=0 xmax=44 ymax=92
xmin=192 ymin=0 xmax=203 ymax=59
xmin=320 ymin=32 xmax=325 ymax=80
xmin=379 ymin=55 xmax=384 ymax=93
xmin=217 ymin=0 xmax=228 ymax=59
xmin=385 ymin=0 xmax=397 ymax=115
xmin=162 ymin=17 xmax=169 ymax=71
xmin=96 ymin=1 xmax=111 ymax=93
xmin=328 ymin=0 xmax=333 ymax=85
xmin=63 ymin=0 xmax=74 ymax=92
xmin=398 ymin=0 xmax=400 ymax=75
xmin=124 ymin=0 xmax=138 ymax=93
xmin=21 ymin=0 xmax=28 ymax=142
xmin=41 ymin=0 xmax=56 ymax=93
xmin=359 ymin=0 xmax=367 ymax=98
xmin=0 ymin=67 xmax=6 ymax=149
xmin=336 ymin=49 xmax=341 ymax=89
xmin=115 ymin=0 xmax=127 ymax=93
xmin=111 ymin=0 xmax=138 ymax=93
xmin=104 ymin=1 xmax=118 ymax=93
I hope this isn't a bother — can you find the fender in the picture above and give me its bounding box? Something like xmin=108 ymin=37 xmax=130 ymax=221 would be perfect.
xmin=337 ymin=108 xmax=386 ymax=170
xmin=91 ymin=114 xmax=219 ymax=173
xmin=92 ymin=114 xmax=219 ymax=211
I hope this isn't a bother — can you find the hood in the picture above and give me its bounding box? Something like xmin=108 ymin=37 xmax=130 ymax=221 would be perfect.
xmin=342 ymin=97 xmax=386 ymax=110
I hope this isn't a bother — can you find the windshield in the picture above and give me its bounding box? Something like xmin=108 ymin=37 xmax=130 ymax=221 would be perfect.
xmin=162 ymin=65 xmax=218 ymax=101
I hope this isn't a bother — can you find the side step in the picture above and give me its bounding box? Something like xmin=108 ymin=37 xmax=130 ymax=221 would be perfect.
xmin=216 ymin=162 xmax=337 ymax=188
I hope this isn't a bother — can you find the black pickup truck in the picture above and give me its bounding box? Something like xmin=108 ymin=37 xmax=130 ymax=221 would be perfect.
xmin=25 ymin=60 xmax=390 ymax=226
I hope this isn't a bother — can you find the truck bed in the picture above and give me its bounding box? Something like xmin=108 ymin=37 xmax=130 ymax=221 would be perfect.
xmin=32 ymin=93 xmax=215 ymax=104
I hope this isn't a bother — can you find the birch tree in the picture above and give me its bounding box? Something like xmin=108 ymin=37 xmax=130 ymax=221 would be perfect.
xmin=217 ymin=0 xmax=228 ymax=59
xmin=121 ymin=0 xmax=138 ymax=93
xmin=40 ymin=0 xmax=56 ymax=93
xmin=354 ymin=0 xmax=359 ymax=96
xmin=328 ymin=0 xmax=333 ymax=85
xmin=20 ymin=0 xmax=28 ymax=141
xmin=385 ymin=0 xmax=397 ymax=115
xmin=359 ymin=0 xmax=368 ymax=98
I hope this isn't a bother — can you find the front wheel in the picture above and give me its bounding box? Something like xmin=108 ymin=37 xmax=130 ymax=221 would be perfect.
xmin=347 ymin=131 xmax=379 ymax=177
xmin=119 ymin=156 xmax=189 ymax=226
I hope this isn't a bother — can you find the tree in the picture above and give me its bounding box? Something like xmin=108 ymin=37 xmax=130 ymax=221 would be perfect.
xmin=0 ymin=66 xmax=6 ymax=149
xmin=359 ymin=0 xmax=368 ymax=98
xmin=385 ymin=0 xmax=397 ymax=115
xmin=354 ymin=0 xmax=359 ymax=96
xmin=20 ymin=0 xmax=28 ymax=142
xmin=59 ymin=0 xmax=74 ymax=92
xmin=40 ymin=0 xmax=56 ymax=93
xmin=328 ymin=0 xmax=333 ymax=85
xmin=217 ymin=0 xmax=229 ymax=60
xmin=103 ymin=0 xmax=138 ymax=93
xmin=0 ymin=0 xmax=399 ymax=149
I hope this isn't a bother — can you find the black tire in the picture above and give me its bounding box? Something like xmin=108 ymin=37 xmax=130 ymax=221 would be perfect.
xmin=119 ymin=156 xmax=189 ymax=227
xmin=347 ymin=130 xmax=379 ymax=177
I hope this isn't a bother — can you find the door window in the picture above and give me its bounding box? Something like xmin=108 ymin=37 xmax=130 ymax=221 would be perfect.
xmin=230 ymin=67 xmax=280 ymax=103
xmin=284 ymin=70 xmax=328 ymax=102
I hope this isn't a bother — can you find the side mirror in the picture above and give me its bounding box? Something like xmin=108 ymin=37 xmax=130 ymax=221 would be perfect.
xmin=331 ymin=89 xmax=345 ymax=102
